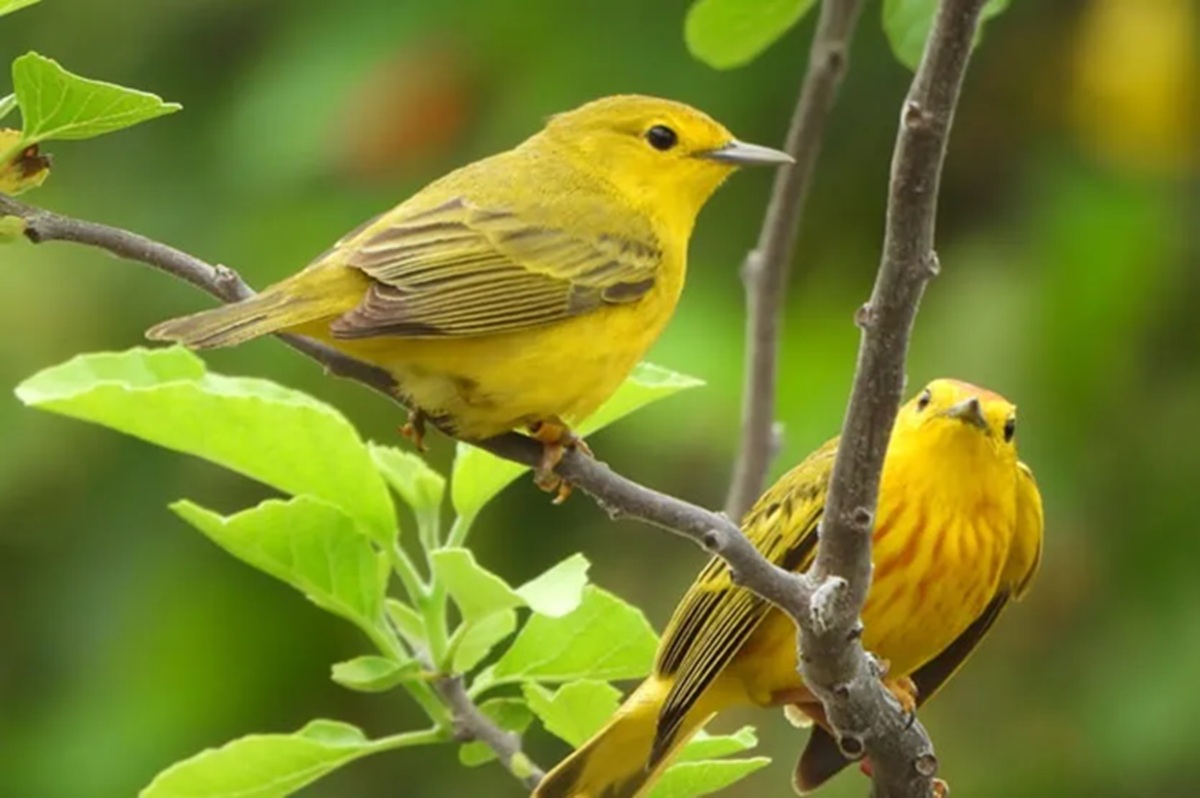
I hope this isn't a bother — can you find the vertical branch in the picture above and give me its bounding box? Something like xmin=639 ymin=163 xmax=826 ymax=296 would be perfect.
xmin=797 ymin=1 xmax=992 ymax=796
xmin=725 ymin=0 xmax=868 ymax=520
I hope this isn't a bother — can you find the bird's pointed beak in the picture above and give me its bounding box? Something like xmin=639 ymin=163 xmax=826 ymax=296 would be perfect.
xmin=943 ymin=397 xmax=989 ymax=431
xmin=696 ymin=139 xmax=794 ymax=167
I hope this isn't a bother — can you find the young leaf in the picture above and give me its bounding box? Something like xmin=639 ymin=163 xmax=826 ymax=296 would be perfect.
xmin=451 ymin=362 xmax=703 ymax=517
xmin=882 ymin=0 xmax=1010 ymax=70
xmin=523 ymin=680 xmax=622 ymax=747
xmin=650 ymin=757 xmax=771 ymax=798
xmin=12 ymin=53 xmax=180 ymax=145
xmin=0 ymin=95 xmax=16 ymax=122
xmin=386 ymin=598 xmax=427 ymax=647
xmin=453 ymin=609 xmax=518 ymax=674
xmin=140 ymin=720 xmax=419 ymax=798
xmin=429 ymin=548 xmax=523 ymax=623
xmin=15 ymin=347 xmax=396 ymax=543
xmin=515 ymin=553 xmax=590 ymax=618
xmin=173 ymin=496 xmax=388 ymax=633
xmin=331 ymin=655 xmax=421 ymax=693
xmin=0 ymin=0 xmax=41 ymax=19
xmin=458 ymin=699 xmax=532 ymax=766
xmin=490 ymin=586 xmax=657 ymax=684
xmin=369 ymin=443 xmax=445 ymax=512
xmin=685 ymin=0 xmax=817 ymax=70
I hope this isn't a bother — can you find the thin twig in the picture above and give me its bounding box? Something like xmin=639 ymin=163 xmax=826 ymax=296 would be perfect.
xmin=725 ymin=0 xmax=867 ymax=521
xmin=1 ymin=5 xmax=991 ymax=789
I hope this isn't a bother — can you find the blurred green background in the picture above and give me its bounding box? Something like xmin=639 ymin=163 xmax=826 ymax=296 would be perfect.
xmin=1 ymin=0 xmax=1195 ymax=796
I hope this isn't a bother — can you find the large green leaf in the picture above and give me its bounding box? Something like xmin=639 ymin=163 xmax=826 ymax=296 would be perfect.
xmin=649 ymin=756 xmax=771 ymax=798
xmin=487 ymin=586 xmax=657 ymax=685
xmin=882 ymin=0 xmax=1010 ymax=70
xmin=173 ymin=497 xmax=388 ymax=634
xmin=451 ymin=362 xmax=703 ymax=518
xmin=0 ymin=0 xmax=41 ymax=19
xmin=515 ymin=553 xmax=589 ymax=618
xmin=685 ymin=0 xmax=817 ymax=69
xmin=140 ymin=720 xmax=433 ymax=798
xmin=330 ymin=655 xmax=421 ymax=693
xmin=15 ymin=347 xmax=395 ymax=542
xmin=11 ymin=52 xmax=180 ymax=145
xmin=523 ymin=680 xmax=621 ymax=747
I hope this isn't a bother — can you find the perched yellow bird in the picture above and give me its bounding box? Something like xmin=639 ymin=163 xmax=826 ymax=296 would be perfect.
xmin=147 ymin=95 xmax=791 ymax=492
xmin=535 ymin=379 xmax=1044 ymax=797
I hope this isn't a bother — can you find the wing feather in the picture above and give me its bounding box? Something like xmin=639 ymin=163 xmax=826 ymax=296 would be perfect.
xmin=328 ymin=197 xmax=662 ymax=339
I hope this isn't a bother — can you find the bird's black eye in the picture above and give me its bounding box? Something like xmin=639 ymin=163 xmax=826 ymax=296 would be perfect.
xmin=916 ymin=389 xmax=932 ymax=412
xmin=645 ymin=124 xmax=678 ymax=151
xmin=1003 ymin=416 xmax=1017 ymax=442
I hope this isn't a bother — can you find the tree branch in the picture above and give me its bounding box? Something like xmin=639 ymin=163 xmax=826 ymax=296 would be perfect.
xmin=0 ymin=3 xmax=991 ymax=790
xmin=725 ymin=0 xmax=867 ymax=521
xmin=795 ymin=1 xmax=992 ymax=796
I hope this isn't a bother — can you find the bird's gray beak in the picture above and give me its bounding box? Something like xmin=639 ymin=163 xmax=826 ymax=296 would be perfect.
xmin=697 ymin=140 xmax=794 ymax=166
xmin=944 ymin=397 xmax=989 ymax=431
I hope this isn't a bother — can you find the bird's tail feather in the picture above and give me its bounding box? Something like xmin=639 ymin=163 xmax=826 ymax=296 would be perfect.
xmin=534 ymin=679 xmax=710 ymax=798
xmin=147 ymin=288 xmax=333 ymax=350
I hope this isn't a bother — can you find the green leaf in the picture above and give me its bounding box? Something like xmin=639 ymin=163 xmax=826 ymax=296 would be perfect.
xmin=12 ymin=52 xmax=180 ymax=145
xmin=330 ymin=655 xmax=421 ymax=693
xmin=140 ymin=720 xmax=411 ymax=798
xmin=451 ymin=362 xmax=703 ymax=517
xmin=685 ymin=0 xmax=816 ymax=69
xmin=0 ymin=95 xmax=16 ymax=122
xmin=0 ymin=0 xmax=41 ymax=19
xmin=386 ymin=598 xmax=426 ymax=647
xmin=515 ymin=553 xmax=590 ymax=618
xmin=369 ymin=443 xmax=445 ymax=512
xmin=650 ymin=757 xmax=771 ymax=798
xmin=173 ymin=497 xmax=387 ymax=633
xmin=453 ymin=610 xmax=517 ymax=674
xmin=430 ymin=548 xmax=523 ymax=623
xmin=490 ymin=586 xmax=657 ymax=684
xmin=882 ymin=0 xmax=1010 ymax=70
xmin=523 ymin=680 xmax=621 ymax=747
xmin=15 ymin=347 xmax=395 ymax=542
xmin=458 ymin=699 xmax=532 ymax=767
xmin=676 ymin=727 xmax=759 ymax=762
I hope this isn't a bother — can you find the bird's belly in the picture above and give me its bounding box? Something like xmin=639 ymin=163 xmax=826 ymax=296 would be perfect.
xmin=327 ymin=298 xmax=671 ymax=439
xmin=860 ymin=513 xmax=1008 ymax=678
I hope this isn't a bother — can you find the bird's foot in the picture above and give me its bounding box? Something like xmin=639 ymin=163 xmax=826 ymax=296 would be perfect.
xmin=528 ymin=418 xmax=593 ymax=504
xmin=400 ymin=408 xmax=430 ymax=453
xmin=883 ymin=674 xmax=920 ymax=720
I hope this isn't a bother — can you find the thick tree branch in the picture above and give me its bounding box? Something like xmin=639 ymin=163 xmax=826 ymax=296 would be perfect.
xmin=725 ymin=0 xmax=866 ymax=521
xmin=1 ymin=4 xmax=990 ymax=790
xmin=795 ymin=1 xmax=992 ymax=796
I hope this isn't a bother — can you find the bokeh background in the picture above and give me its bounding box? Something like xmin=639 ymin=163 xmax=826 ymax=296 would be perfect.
xmin=1 ymin=0 xmax=1196 ymax=796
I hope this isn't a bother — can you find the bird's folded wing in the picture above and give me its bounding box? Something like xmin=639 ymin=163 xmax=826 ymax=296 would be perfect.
xmin=650 ymin=442 xmax=837 ymax=761
xmin=327 ymin=197 xmax=662 ymax=339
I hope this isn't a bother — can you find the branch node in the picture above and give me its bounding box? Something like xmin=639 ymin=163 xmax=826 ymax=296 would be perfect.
xmin=838 ymin=733 xmax=866 ymax=760
xmin=739 ymin=249 xmax=764 ymax=286
xmin=833 ymin=682 xmax=852 ymax=700
xmin=809 ymin=575 xmax=849 ymax=633
xmin=915 ymin=752 xmax=939 ymax=778
xmin=925 ymin=250 xmax=942 ymax=277
xmin=701 ymin=528 xmax=722 ymax=553
xmin=902 ymin=100 xmax=934 ymax=130
xmin=846 ymin=619 xmax=865 ymax=641
xmin=854 ymin=302 xmax=875 ymax=330
xmin=850 ymin=506 xmax=874 ymax=532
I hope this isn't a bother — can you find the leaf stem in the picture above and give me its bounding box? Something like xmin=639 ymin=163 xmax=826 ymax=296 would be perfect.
xmin=369 ymin=726 xmax=453 ymax=752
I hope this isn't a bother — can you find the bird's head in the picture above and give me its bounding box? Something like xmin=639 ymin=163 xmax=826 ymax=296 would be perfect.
xmin=540 ymin=94 xmax=792 ymax=230
xmin=894 ymin=378 xmax=1020 ymax=466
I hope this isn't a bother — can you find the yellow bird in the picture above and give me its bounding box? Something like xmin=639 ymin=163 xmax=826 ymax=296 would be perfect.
xmin=147 ymin=95 xmax=791 ymax=493
xmin=535 ymin=379 xmax=1044 ymax=796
